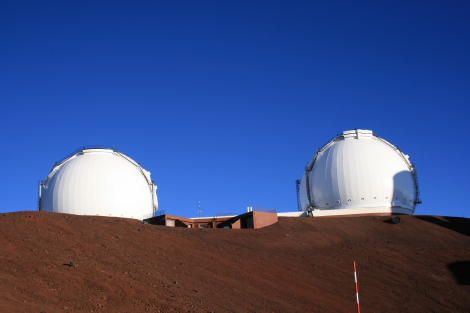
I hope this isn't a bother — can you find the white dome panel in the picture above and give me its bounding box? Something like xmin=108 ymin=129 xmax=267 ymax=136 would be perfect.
xmin=298 ymin=129 xmax=420 ymax=215
xmin=39 ymin=147 xmax=158 ymax=220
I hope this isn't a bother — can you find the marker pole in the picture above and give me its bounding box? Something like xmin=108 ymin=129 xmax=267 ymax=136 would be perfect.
xmin=354 ymin=261 xmax=360 ymax=313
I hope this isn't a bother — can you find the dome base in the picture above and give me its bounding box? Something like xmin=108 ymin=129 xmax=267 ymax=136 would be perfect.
xmin=310 ymin=206 xmax=414 ymax=218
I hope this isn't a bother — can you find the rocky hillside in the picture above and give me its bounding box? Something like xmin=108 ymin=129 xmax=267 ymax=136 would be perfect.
xmin=0 ymin=211 xmax=468 ymax=312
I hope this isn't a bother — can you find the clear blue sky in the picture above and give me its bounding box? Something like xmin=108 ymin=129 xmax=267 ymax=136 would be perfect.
xmin=1 ymin=1 xmax=469 ymax=218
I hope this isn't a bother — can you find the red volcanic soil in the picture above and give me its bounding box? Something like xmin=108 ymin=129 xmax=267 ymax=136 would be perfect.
xmin=0 ymin=212 xmax=469 ymax=312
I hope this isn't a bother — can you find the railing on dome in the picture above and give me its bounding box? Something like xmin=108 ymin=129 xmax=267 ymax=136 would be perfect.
xmin=316 ymin=132 xmax=343 ymax=153
xmin=250 ymin=207 xmax=278 ymax=213
xmin=43 ymin=145 xmax=123 ymax=184
xmin=53 ymin=145 xmax=121 ymax=169
xmin=411 ymin=164 xmax=422 ymax=206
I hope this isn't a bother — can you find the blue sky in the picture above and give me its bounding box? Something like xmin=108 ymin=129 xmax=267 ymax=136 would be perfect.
xmin=1 ymin=1 xmax=469 ymax=218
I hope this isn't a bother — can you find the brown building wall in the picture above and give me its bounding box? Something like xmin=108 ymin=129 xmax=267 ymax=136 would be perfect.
xmin=159 ymin=215 xmax=235 ymax=228
xmin=147 ymin=212 xmax=279 ymax=229
xmin=252 ymin=211 xmax=278 ymax=229
xmin=231 ymin=219 xmax=241 ymax=229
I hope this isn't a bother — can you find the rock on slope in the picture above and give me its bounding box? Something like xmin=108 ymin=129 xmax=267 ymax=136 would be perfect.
xmin=0 ymin=211 xmax=468 ymax=312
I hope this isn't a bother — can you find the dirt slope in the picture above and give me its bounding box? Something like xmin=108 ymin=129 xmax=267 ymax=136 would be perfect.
xmin=0 ymin=211 xmax=468 ymax=312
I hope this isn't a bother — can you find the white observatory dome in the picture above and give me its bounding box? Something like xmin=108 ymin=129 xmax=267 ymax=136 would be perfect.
xmin=297 ymin=129 xmax=421 ymax=217
xmin=39 ymin=146 xmax=158 ymax=220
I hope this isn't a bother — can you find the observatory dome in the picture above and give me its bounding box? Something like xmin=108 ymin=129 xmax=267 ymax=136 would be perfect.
xmin=297 ymin=129 xmax=421 ymax=216
xmin=39 ymin=146 xmax=158 ymax=220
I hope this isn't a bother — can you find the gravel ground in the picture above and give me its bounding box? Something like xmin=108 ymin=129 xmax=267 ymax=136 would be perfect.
xmin=0 ymin=211 xmax=468 ymax=312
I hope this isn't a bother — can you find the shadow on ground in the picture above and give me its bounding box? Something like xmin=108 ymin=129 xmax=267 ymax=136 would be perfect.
xmin=448 ymin=261 xmax=470 ymax=285
xmin=415 ymin=216 xmax=470 ymax=237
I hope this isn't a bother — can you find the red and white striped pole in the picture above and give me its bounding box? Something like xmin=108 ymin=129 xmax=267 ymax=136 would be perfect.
xmin=354 ymin=261 xmax=360 ymax=313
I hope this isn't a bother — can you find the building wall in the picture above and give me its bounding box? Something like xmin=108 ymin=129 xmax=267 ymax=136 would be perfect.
xmin=252 ymin=211 xmax=278 ymax=229
xmin=147 ymin=212 xmax=278 ymax=229
xmin=231 ymin=219 xmax=241 ymax=229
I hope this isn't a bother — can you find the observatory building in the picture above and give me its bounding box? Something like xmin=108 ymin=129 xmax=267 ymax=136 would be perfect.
xmin=38 ymin=146 xmax=158 ymax=220
xmin=297 ymin=129 xmax=421 ymax=217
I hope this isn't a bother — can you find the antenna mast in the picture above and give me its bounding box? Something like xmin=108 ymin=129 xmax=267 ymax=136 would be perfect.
xmin=197 ymin=201 xmax=202 ymax=218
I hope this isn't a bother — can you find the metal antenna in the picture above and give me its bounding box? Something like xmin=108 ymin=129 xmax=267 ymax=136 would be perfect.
xmin=197 ymin=201 xmax=202 ymax=218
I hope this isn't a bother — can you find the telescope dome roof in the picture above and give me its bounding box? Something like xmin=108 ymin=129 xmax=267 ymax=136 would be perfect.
xmin=39 ymin=146 xmax=158 ymax=220
xmin=298 ymin=130 xmax=420 ymax=215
